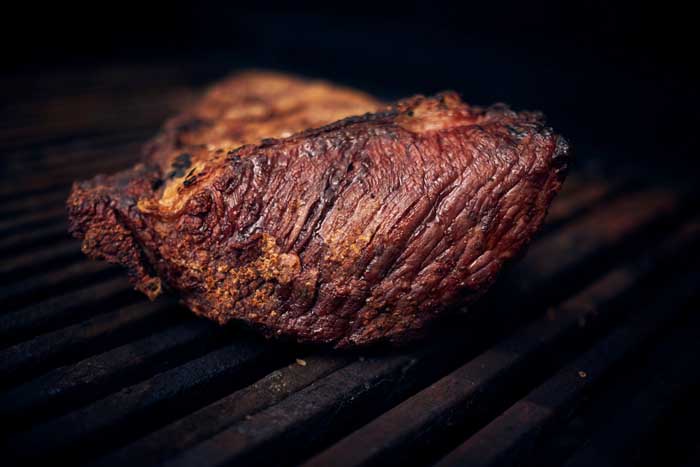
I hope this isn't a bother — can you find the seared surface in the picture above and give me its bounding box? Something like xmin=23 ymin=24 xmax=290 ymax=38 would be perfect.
xmin=67 ymin=72 xmax=569 ymax=347
xmin=143 ymin=71 xmax=382 ymax=209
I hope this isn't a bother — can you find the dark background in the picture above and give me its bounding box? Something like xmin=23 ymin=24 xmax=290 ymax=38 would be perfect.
xmin=3 ymin=0 xmax=698 ymax=171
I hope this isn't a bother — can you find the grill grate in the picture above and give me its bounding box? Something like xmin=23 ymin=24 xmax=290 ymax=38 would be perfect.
xmin=1 ymin=65 xmax=699 ymax=467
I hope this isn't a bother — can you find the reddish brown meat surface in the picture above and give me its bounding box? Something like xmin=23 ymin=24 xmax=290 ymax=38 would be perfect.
xmin=67 ymin=72 xmax=569 ymax=348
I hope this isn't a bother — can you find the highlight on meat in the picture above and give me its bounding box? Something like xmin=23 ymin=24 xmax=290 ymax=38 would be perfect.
xmin=67 ymin=71 xmax=570 ymax=348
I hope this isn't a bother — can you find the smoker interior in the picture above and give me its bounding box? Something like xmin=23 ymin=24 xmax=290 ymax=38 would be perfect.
xmin=1 ymin=66 xmax=699 ymax=467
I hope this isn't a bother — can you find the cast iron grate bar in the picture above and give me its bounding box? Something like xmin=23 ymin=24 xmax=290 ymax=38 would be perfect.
xmin=0 ymin=319 xmax=223 ymax=428
xmin=0 ymin=260 xmax=117 ymax=311
xmin=0 ymin=241 xmax=85 ymax=280
xmin=0 ymin=207 xmax=67 ymax=236
xmin=0 ymin=190 xmax=72 ymax=218
xmin=0 ymin=89 xmax=192 ymax=151
xmin=1 ymin=132 xmax=146 ymax=173
xmin=4 ymin=339 xmax=280 ymax=465
xmin=93 ymin=353 xmax=353 ymax=467
xmin=0 ymin=276 xmax=137 ymax=348
xmin=0 ymin=300 xmax=179 ymax=387
xmin=0 ymin=223 xmax=71 ymax=255
xmin=560 ymin=312 xmax=700 ymax=467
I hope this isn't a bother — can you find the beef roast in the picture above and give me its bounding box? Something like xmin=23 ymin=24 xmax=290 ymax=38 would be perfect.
xmin=67 ymin=72 xmax=569 ymax=348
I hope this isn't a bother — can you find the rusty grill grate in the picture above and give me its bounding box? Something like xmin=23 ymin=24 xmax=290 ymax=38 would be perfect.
xmin=1 ymin=67 xmax=699 ymax=467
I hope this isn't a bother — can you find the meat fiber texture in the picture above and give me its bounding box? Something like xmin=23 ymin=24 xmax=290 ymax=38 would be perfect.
xmin=67 ymin=71 xmax=569 ymax=348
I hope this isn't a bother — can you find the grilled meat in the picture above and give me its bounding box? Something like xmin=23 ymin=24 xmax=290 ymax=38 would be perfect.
xmin=67 ymin=72 xmax=569 ymax=348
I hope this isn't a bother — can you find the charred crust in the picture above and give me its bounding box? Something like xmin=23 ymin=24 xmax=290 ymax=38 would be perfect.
xmin=552 ymin=135 xmax=572 ymax=180
xmin=166 ymin=153 xmax=192 ymax=179
xmin=506 ymin=125 xmax=527 ymax=139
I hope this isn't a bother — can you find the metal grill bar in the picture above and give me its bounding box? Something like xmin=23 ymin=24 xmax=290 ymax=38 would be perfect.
xmin=0 ymin=319 xmax=220 ymax=427
xmin=0 ymin=182 xmax=71 ymax=204
xmin=1 ymin=131 xmax=145 ymax=167
xmin=0 ymin=208 xmax=66 ymax=236
xmin=0 ymin=63 xmax=197 ymax=104
xmin=2 ymin=155 xmax=137 ymax=196
xmin=93 ymin=354 xmax=352 ymax=466
xmin=0 ymin=89 xmax=192 ymax=150
xmin=0 ymin=300 xmax=176 ymax=386
xmin=0 ymin=276 xmax=135 ymax=347
xmin=0 ymin=260 xmax=115 ymax=310
xmin=560 ymin=318 xmax=700 ymax=467
xmin=508 ymin=189 xmax=678 ymax=301
xmin=0 ymin=223 xmax=70 ymax=254
xmin=5 ymin=340 xmax=273 ymax=464
xmin=0 ymin=139 xmax=146 ymax=203
xmin=543 ymin=176 xmax=632 ymax=230
xmin=0 ymin=241 xmax=83 ymax=279
xmin=0 ymin=191 xmax=69 ymax=216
